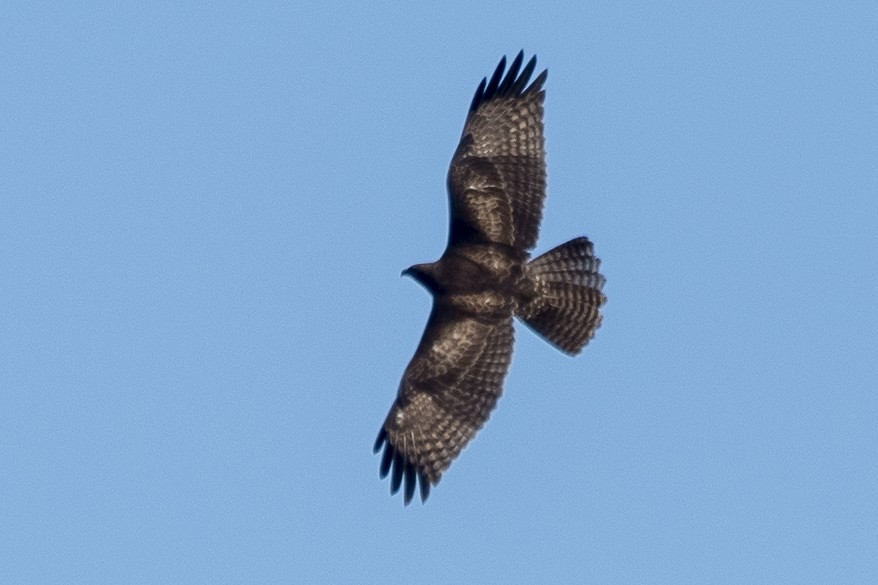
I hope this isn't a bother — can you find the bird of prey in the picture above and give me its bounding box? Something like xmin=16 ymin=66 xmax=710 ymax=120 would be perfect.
xmin=374 ymin=52 xmax=606 ymax=505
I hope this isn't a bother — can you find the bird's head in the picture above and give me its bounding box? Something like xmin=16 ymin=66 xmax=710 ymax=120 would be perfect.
xmin=402 ymin=262 xmax=444 ymax=294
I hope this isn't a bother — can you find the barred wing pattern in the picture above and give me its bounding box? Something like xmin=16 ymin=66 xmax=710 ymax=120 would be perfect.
xmin=374 ymin=313 xmax=514 ymax=504
xmin=447 ymin=52 xmax=548 ymax=250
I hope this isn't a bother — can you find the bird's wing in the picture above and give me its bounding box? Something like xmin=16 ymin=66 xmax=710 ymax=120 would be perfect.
xmin=374 ymin=306 xmax=514 ymax=504
xmin=446 ymin=51 xmax=548 ymax=251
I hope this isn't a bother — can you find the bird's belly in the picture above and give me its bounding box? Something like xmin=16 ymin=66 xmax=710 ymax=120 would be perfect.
xmin=446 ymin=291 xmax=516 ymax=317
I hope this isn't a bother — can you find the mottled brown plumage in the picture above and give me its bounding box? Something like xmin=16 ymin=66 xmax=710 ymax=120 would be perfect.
xmin=374 ymin=52 xmax=606 ymax=504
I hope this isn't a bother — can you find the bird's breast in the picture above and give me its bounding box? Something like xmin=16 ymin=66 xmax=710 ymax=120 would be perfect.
xmin=445 ymin=291 xmax=516 ymax=318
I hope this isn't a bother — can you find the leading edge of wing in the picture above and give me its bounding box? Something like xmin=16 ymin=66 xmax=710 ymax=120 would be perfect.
xmin=468 ymin=51 xmax=548 ymax=117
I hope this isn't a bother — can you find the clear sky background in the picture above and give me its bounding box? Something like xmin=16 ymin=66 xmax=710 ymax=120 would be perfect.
xmin=3 ymin=2 xmax=876 ymax=583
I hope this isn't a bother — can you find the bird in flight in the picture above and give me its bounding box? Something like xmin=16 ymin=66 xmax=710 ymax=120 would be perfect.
xmin=374 ymin=52 xmax=606 ymax=505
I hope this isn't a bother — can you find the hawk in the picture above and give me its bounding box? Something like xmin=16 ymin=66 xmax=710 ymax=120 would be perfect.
xmin=374 ymin=52 xmax=606 ymax=504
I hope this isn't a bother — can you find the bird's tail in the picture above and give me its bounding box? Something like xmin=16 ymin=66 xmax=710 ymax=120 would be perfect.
xmin=517 ymin=237 xmax=606 ymax=355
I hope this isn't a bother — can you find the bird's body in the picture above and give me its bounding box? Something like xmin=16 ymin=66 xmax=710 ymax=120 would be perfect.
xmin=375 ymin=52 xmax=606 ymax=504
xmin=407 ymin=244 xmax=528 ymax=316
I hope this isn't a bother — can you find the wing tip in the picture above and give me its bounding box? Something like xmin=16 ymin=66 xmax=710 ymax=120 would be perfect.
xmin=373 ymin=426 xmax=387 ymax=454
xmin=468 ymin=51 xmax=547 ymax=113
xmin=374 ymin=427 xmax=433 ymax=505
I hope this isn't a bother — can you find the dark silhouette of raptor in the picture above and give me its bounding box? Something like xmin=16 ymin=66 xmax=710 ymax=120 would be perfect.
xmin=374 ymin=52 xmax=606 ymax=504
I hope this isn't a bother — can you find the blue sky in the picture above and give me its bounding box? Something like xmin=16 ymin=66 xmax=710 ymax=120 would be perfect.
xmin=2 ymin=2 xmax=877 ymax=583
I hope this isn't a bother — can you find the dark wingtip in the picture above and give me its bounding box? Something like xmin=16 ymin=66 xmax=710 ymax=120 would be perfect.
xmin=374 ymin=430 xmax=434 ymax=505
xmin=483 ymin=55 xmax=506 ymax=101
xmin=528 ymin=68 xmax=548 ymax=94
xmin=419 ymin=471 xmax=431 ymax=503
xmin=403 ymin=462 xmax=417 ymax=505
xmin=390 ymin=450 xmax=405 ymax=494
xmin=468 ymin=77 xmax=487 ymax=115
xmin=496 ymin=51 xmax=524 ymax=95
xmin=468 ymin=52 xmax=547 ymax=114
xmin=378 ymin=441 xmax=393 ymax=479
xmin=510 ymin=55 xmax=538 ymax=94
xmin=373 ymin=427 xmax=387 ymax=454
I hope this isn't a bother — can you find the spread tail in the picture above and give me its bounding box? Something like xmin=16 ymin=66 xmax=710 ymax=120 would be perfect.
xmin=518 ymin=237 xmax=606 ymax=355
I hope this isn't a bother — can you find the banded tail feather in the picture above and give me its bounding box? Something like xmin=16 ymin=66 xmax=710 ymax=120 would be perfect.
xmin=518 ymin=237 xmax=606 ymax=355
